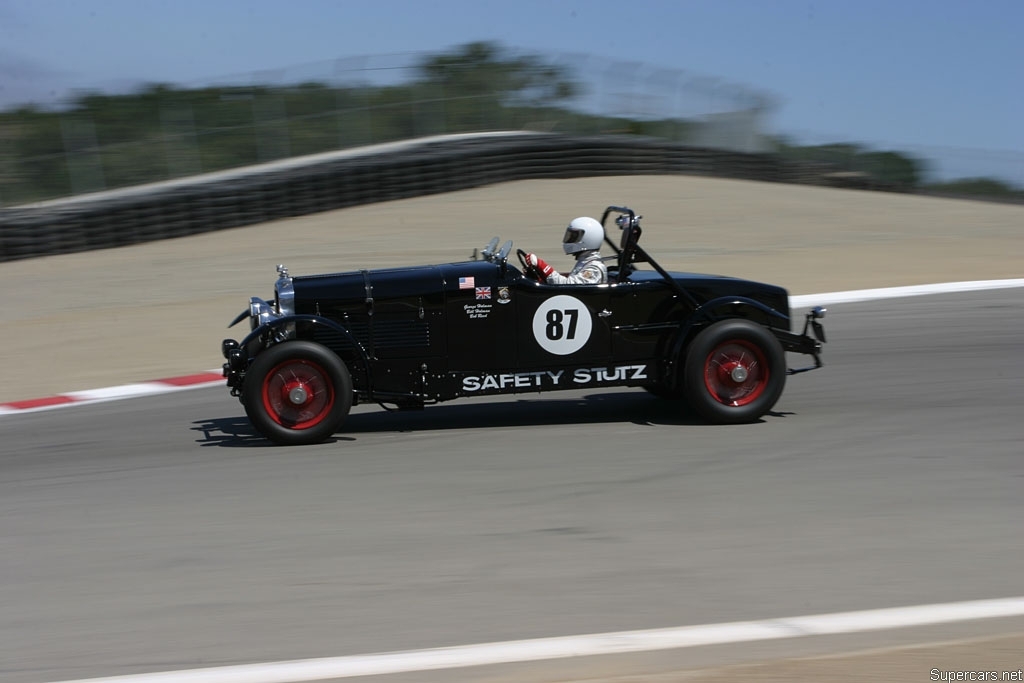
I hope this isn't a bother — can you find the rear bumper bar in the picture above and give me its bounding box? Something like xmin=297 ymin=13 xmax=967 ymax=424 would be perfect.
xmin=775 ymin=306 xmax=827 ymax=375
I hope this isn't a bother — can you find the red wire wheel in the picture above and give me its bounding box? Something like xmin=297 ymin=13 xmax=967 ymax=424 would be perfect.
xmin=243 ymin=341 xmax=353 ymax=445
xmin=683 ymin=319 xmax=786 ymax=424
xmin=703 ymin=339 xmax=769 ymax=407
xmin=261 ymin=358 xmax=335 ymax=429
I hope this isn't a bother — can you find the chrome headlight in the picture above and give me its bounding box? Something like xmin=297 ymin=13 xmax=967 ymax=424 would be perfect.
xmin=249 ymin=297 xmax=278 ymax=330
xmin=248 ymin=295 xmax=295 ymax=342
xmin=245 ymin=265 xmax=295 ymax=341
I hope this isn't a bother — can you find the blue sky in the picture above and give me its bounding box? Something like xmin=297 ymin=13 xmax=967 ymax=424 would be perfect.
xmin=1 ymin=0 xmax=1021 ymax=179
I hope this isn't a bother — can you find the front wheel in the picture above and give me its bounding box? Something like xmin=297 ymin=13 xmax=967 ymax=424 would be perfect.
xmin=683 ymin=319 xmax=786 ymax=424
xmin=242 ymin=341 xmax=353 ymax=445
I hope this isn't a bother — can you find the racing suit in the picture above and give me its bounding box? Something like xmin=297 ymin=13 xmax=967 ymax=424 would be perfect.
xmin=544 ymin=250 xmax=608 ymax=285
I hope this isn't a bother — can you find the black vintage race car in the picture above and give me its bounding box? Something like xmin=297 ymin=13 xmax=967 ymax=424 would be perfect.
xmin=221 ymin=206 xmax=826 ymax=445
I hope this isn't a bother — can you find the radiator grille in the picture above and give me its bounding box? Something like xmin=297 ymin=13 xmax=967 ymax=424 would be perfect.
xmin=310 ymin=320 xmax=430 ymax=353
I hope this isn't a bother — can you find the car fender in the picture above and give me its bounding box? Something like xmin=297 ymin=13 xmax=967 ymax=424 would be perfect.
xmin=661 ymin=296 xmax=790 ymax=390
xmin=692 ymin=295 xmax=790 ymax=328
xmin=239 ymin=314 xmax=372 ymax=372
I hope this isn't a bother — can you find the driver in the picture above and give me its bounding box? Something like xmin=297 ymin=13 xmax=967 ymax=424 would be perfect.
xmin=524 ymin=217 xmax=608 ymax=285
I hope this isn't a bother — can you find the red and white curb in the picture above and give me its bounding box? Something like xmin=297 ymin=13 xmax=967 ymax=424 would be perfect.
xmin=1 ymin=279 xmax=1021 ymax=418
xmin=0 ymin=372 xmax=224 ymax=416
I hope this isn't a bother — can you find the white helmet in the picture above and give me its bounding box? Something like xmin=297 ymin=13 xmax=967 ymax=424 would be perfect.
xmin=562 ymin=216 xmax=604 ymax=255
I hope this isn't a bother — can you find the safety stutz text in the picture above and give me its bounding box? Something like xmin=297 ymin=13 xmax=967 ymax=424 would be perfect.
xmin=461 ymin=364 xmax=648 ymax=392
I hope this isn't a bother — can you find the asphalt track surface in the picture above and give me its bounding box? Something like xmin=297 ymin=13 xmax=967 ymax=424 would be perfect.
xmin=3 ymin=288 xmax=1024 ymax=682
xmin=3 ymin=175 xmax=1024 ymax=681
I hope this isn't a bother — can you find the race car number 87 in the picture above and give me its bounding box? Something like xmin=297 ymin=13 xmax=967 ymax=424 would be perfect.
xmin=532 ymin=295 xmax=592 ymax=355
xmin=546 ymin=308 xmax=578 ymax=340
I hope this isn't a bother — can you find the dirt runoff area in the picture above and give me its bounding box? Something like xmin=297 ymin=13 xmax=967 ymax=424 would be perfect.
xmin=2 ymin=174 xmax=1022 ymax=404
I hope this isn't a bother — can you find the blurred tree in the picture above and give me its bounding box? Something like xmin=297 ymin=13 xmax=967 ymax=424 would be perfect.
xmin=5 ymin=106 xmax=72 ymax=200
xmin=416 ymin=41 xmax=578 ymax=132
xmin=857 ymin=150 xmax=922 ymax=187
xmin=775 ymin=141 xmax=924 ymax=188
xmin=418 ymin=41 xmax=577 ymax=106
xmin=924 ymin=177 xmax=1024 ymax=200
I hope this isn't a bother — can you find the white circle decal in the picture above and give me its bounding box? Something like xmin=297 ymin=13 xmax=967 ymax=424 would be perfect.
xmin=532 ymin=295 xmax=593 ymax=355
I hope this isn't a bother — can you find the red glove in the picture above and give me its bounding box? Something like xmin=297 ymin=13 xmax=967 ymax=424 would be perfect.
xmin=525 ymin=253 xmax=555 ymax=281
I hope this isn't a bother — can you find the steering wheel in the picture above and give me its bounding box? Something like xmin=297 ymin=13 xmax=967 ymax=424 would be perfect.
xmin=517 ymin=248 xmax=541 ymax=281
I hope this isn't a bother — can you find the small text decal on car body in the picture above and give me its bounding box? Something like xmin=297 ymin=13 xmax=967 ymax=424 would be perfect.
xmin=461 ymin=364 xmax=647 ymax=392
xmin=573 ymin=365 xmax=648 ymax=383
xmin=463 ymin=303 xmax=492 ymax=319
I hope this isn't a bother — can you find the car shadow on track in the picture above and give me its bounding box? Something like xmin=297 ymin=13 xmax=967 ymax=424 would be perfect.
xmin=345 ymin=390 xmax=706 ymax=433
xmin=192 ymin=390 xmax=770 ymax=447
xmin=188 ymin=415 xmax=358 ymax=448
xmin=190 ymin=415 xmax=272 ymax=447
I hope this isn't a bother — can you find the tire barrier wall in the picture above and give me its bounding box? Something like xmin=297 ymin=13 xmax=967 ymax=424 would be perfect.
xmin=0 ymin=132 xmax=848 ymax=263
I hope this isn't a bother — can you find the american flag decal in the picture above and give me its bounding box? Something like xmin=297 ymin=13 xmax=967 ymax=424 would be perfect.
xmin=459 ymin=276 xmax=475 ymax=289
xmin=475 ymin=286 xmax=491 ymax=300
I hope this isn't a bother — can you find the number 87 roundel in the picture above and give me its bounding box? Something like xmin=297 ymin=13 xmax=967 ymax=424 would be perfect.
xmin=532 ymin=295 xmax=593 ymax=355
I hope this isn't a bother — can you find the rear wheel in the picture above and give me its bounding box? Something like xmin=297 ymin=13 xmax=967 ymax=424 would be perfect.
xmin=683 ymin=319 xmax=785 ymax=424
xmin=243 ymin=341 xmax=353 ymax=445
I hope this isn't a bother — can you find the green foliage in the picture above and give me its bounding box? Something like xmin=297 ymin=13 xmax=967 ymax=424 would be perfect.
xmin=2 ymin=108 xmax=72 ymax=201
xmin=775 ymin=141 xmax=924 ymax=188
xmin=418 ymin=41 xmax=578 ymax=107
xmin=923 ymin=177 xmax=1024 ymax=200
xmin=857 ymin=151 xmax=922 ymax=187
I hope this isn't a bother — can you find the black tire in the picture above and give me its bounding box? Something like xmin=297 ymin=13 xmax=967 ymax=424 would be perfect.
xmin=683 ymin=319 xmax=786 ymax=424
xmin=242 ymin=341 xmax=353 ymax=445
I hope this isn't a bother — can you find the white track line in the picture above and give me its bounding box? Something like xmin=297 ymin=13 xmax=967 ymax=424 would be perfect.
xmin=49 ymin=596 xmax=1024 ymax=683
xmin=790 ymin=278 xmax=1024 ymax=308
